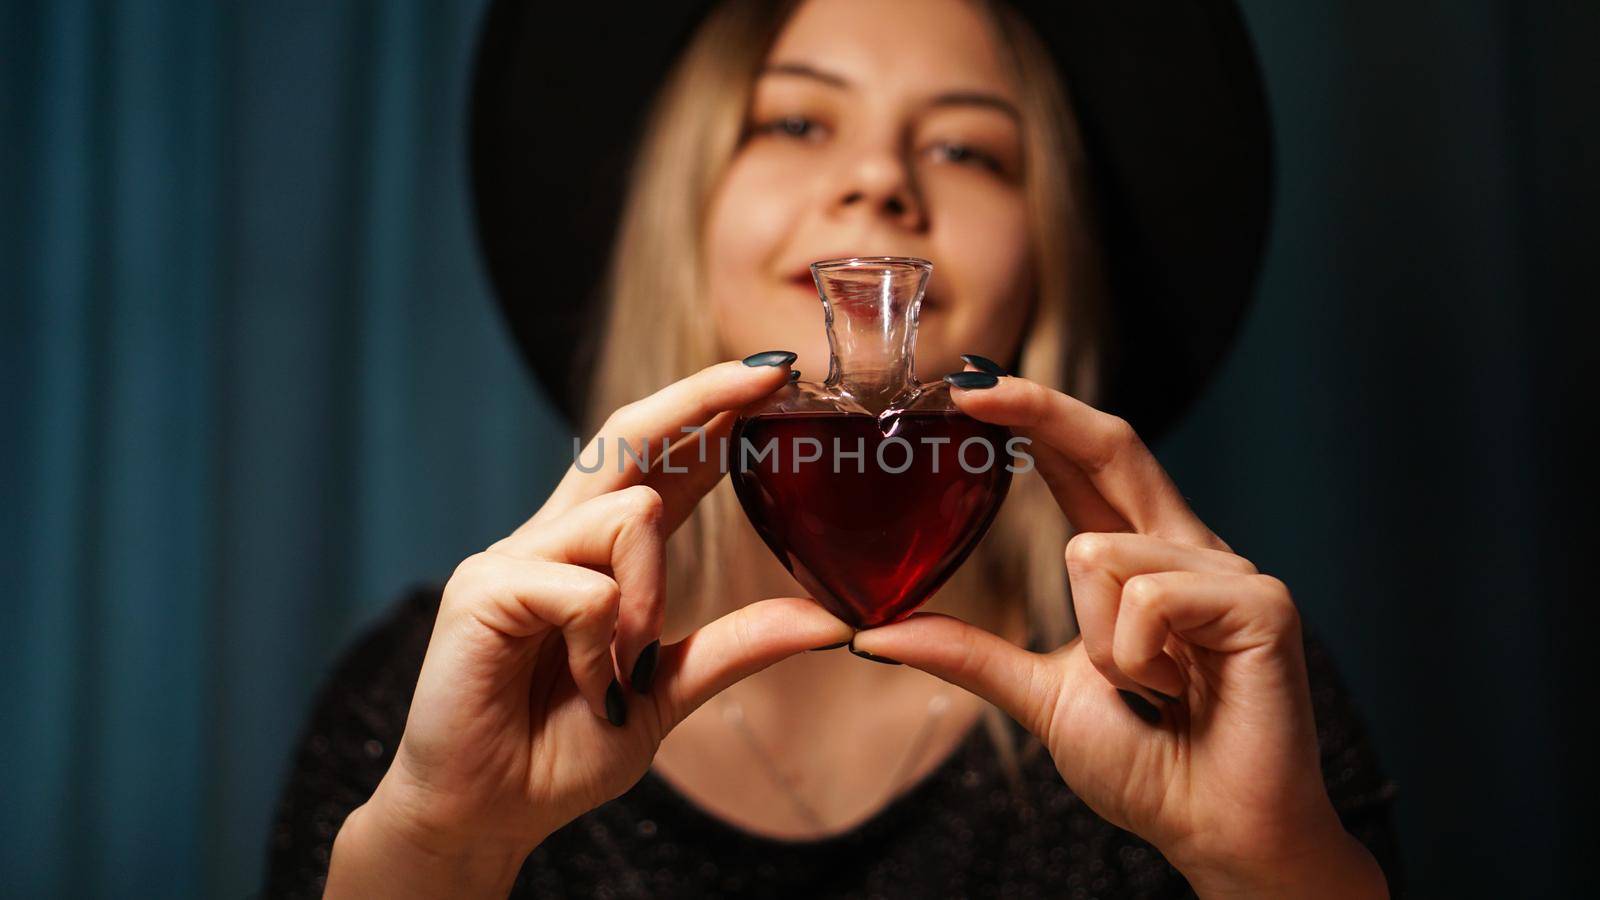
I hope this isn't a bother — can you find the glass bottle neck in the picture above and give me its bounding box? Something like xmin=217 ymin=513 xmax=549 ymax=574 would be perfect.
xmin=811 ymin=257 xmax=932 ymax=413
xmin=823 ymin=295 xmax=920 ymax=409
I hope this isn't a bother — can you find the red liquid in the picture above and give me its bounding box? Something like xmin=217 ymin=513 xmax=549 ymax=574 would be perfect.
xmin=730 ymin=410 xmax=1013 ymax=628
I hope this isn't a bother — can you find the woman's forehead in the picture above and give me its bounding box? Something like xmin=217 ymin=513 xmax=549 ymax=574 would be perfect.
xmin=765 ymin=0 xmax=1017 ymax=100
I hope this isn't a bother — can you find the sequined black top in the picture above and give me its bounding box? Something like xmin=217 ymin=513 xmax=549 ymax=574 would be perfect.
xmin=265 ymin=584 xmax=1401 ymax=898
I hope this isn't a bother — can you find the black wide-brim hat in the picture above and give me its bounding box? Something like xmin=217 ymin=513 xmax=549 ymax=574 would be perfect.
xmin=469 ymin=0 xmax=1272 ymax=443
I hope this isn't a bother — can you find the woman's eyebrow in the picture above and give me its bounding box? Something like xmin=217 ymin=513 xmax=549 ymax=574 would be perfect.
xmin=927 ymin=91 xmax=1020 ymax=122
xmin=761 ymin=61 xmax=852 ymax=88
xmin=760 ymin=62 xmax=1019 ymax=121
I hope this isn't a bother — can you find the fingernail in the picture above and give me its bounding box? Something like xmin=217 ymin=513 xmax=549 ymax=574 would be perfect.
xmin=789 ymin=369 xmax=802 ymax=382
xmin=605 ymin=679 xmax=627 ymax=727
xmin=849 ymin=646 xmax=902 ymax=666
xmin=944 ymin=371 xmax=999 ymax=390
xmin=629 ymin=640 xmax=660 ymax=694
xmin=960 ymin=354 xmax=1008 ymax=377
xmin=808 ymin=640 xmax=849 ymax=652
xmin=743 ymin=350 xmax=797 ymax=368
xmin=1117 ymin=689 xmax=1162 ymax=725
xmin=1152 ymin=689 xmax=1182 ymax=705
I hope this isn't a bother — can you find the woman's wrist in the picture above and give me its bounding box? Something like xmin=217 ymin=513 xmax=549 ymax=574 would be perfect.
xmin=326 ymin=790 xmax=534 ymax=900
xmin=1170 ymin=821 xmax=1387 ymax=900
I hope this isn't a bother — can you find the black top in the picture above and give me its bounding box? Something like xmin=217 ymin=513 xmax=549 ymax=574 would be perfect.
xmin=265 ymin=585 xmax=1400 ymax=898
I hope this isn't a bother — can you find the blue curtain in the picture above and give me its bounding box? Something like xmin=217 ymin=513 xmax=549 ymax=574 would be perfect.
xmin=2 ymin=1 xmax=566 ymax=895
xmin=2 ymin=1 xmax=1590 ymax=896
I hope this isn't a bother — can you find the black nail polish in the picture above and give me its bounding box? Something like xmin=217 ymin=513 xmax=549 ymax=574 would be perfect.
xmin=944 ymin=371 xmax=999 ymax=390
xmin=1152 ymin=689 xmax=1182 ymax=705
xmin=849 ymin=646 xmax=902 ymax=666
xmin=743 ymin=350 xmax=797 ymax=368
xmin=789 ymin=369 xmax=802 ymax=382
xmin=630 ymin=640 xmax=660 ymax=694
xmin=960 ymin=354 xmax=1008 ymax=377
xmin=1117 ymin=689 xmax=1162 ymax=725
xmin=605 ymin=679 xmax=627 ymax=727
xmin=808 ymin=640 xmax=849 ymax=652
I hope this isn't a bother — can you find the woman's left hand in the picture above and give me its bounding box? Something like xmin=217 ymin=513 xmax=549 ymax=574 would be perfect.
xmin=851 ymin=370 xmax=1388 ymax=899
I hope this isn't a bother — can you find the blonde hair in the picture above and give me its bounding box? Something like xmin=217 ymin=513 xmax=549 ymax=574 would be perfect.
xmin=586 ymin=0 xmax=1105 ymax=656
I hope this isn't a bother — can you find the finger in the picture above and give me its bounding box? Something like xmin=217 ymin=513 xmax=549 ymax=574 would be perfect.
xmin=443 ymin=551 xmax=621 ymax=719
xmin=849 ymin=613 xmax=1058 ymax=737
xmin=1065 ymin=532 xmax=1258 ymax=699
xmin=646 ymin=409 xmax=739 ymax=535
xmin=652 ymin=598 xmax=853 ymax=731
xmin=535 ymin=359 xmax=794 ymax=523
xmin=497 ymin=485 xmax=666 ymax=691
xmin=1028 ymin=443 xmax=1130 ymax=534
xmin=947 ymin=375 xmax=1224 ymax=549
xmin=952 ymin=360 xmax=1124 ymax=533
xmin=1115 ymin=570 xmax=1302 ymax=670
xmin=1065 ymin=542 xmax=1146 ymax=696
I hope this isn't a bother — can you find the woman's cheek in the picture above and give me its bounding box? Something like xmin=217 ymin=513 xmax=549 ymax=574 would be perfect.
xmin=934 ymin=179 xmax=1030 ymax=288
xmin=705 ymin=165 xmax=774 ymax=326
xmin=926 ymin=183 xmax=1033 ymax=367
xmin=703 ymin=156 xmax=820 ymax=361
xmin=707 ymin=157 xmax=804 ymax=276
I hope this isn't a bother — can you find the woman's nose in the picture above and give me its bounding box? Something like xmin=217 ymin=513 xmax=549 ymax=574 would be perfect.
xmin=829 ymin=146 xmax=926 ymax=231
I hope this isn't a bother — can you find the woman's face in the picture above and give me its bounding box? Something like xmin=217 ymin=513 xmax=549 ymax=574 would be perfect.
xmin=705 ymin=0 xmax=1034 ymax=381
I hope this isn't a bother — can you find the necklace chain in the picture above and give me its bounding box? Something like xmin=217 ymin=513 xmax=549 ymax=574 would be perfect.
xmin=719 ymin=691 xmax=953 ymax=833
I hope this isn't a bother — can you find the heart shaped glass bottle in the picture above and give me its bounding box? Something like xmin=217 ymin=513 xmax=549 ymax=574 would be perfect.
xmin=730 ymin=257 xmax=1013 ymax=628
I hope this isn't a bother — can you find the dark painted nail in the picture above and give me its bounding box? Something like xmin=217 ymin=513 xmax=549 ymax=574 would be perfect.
xmin=789 ymin=369 xmax=802 ymax=382
xmin=1117 ymin=689 xmax=1162 ymax=725
xmin=849 ymin=646 xmax=902 ymax=666
xmin=960 ymin=354 xmax=1008 ymax=377
xmin=605 ymin=679 xmax=627 ymax=727
xmin=1152 ymin=689 xmax=1182 ymax=705
xmin=630 ymin=640 xmax=660 ymax=694
xmin=944 ymin=371 xmax=999 ymax=390
xmin=808 ymin=640 xmax=849 ymax=652
xmin=743 ymin=350 xmax=797 ymax=368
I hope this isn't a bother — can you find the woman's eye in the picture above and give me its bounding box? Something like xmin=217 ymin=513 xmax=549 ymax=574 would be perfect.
xmin=753 ymin=115 xmax=824 ymax=140
xmin=927 ymin=142 xmax=1002 ymax=173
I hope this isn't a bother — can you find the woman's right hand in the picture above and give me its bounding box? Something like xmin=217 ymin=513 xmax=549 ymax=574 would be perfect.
xmin=326 ymin=357 xmax=852 ymax=899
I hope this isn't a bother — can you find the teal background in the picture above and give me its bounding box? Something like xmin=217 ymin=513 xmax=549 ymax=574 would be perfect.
xmin=2 ymin=1 xmax=1591 ymax=896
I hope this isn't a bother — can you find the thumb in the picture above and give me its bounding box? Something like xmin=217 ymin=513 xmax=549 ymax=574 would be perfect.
xmin=850 ymin=613 xmax=1061 ymax=738
xmin=654 ymin=597 xmax=853 ymax=730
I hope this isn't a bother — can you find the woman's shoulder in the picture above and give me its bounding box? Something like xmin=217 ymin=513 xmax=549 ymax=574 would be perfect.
xmin=263 ymin=582 xmax=444 ymax=898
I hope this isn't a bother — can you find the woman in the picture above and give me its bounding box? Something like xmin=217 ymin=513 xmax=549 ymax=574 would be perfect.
xmin=268 ymin=0 xmax=1398 ymax=896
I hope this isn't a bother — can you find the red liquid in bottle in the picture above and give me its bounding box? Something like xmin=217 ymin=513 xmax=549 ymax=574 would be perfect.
xmin=730 ymin=410 xmax=1013 ymax=628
